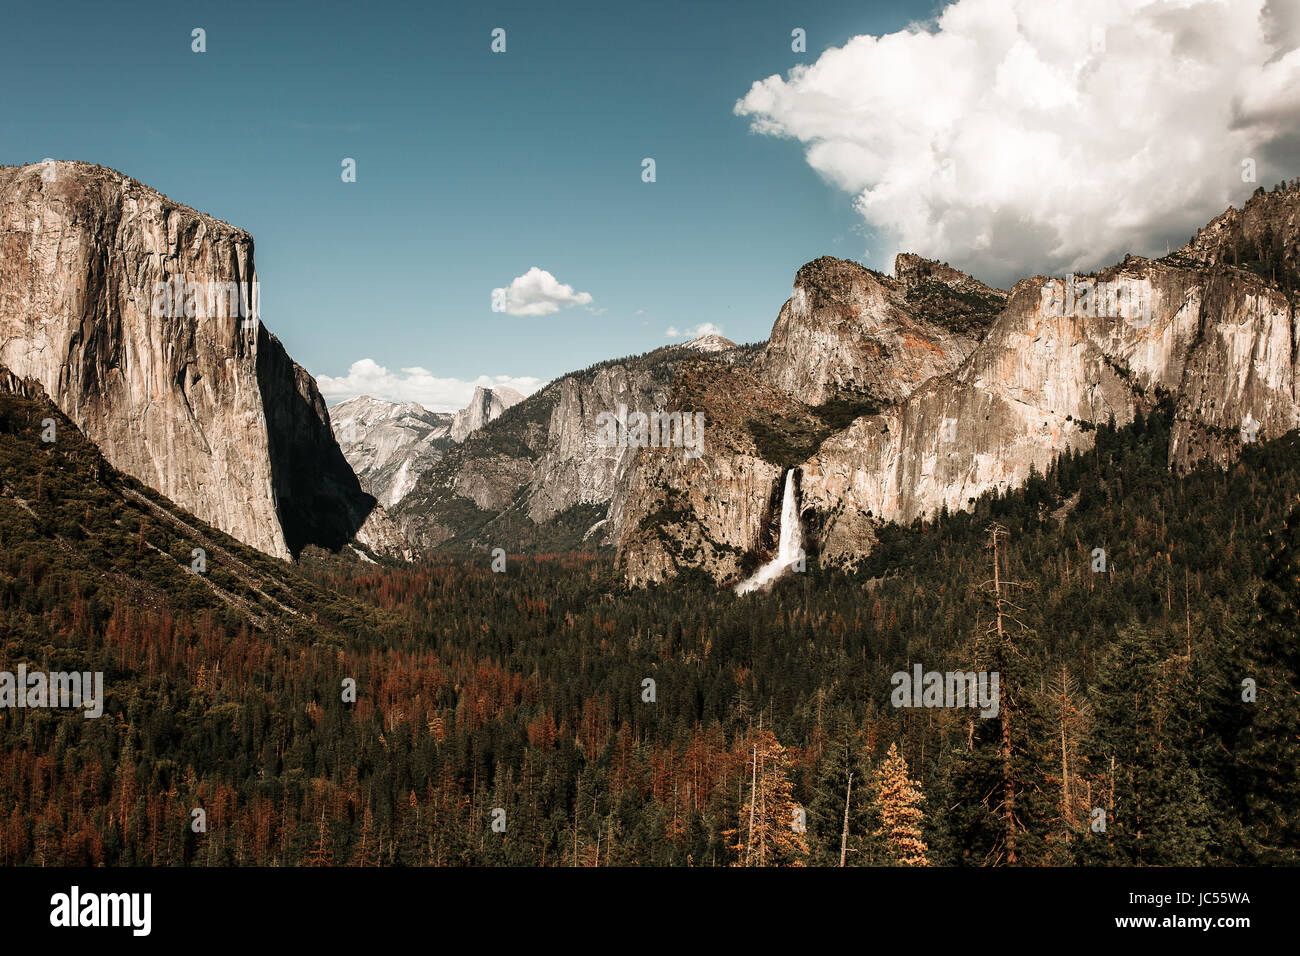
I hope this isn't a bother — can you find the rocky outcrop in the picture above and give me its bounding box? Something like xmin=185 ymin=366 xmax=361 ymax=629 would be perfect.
xmin=392 ymin=255 xmax=1004 ymax=569
xmin=1179 ymin=181 xmax=1300 ymax=280
xmin=393 ymin=349 xmax=717 ymax=552
xmin=616 ymin=186 xmax=1300 ymax=584
xmin=753 ymin=255 xmax=1004 ymax=406
xmin=331 ymin=396 xmax=453 ymax=507
xmin=801 ymin=257 xmax=1297 ymax=565
xmin=612 ymin=361 xmax=817 ymax=585
xmin=0 ymin=160 xmax=403 ymax=561
xmin=526 ymin=364 xmax=675 ymax=524
xmin=450 ymin=385 xmax=524 ymax=443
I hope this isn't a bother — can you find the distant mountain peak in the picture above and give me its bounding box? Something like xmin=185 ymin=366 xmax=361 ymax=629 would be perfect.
xmin=680 ymin=333 xmax=738 ymax=353
xmin=331 ymin=386 xmax=529 ymax=508
xmin=451 ymin=385 xmax=526 ymax=443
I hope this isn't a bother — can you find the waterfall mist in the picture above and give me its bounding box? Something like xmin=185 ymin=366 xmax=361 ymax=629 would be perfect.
xmin=735 ymin=469 xmax=803 ymax=595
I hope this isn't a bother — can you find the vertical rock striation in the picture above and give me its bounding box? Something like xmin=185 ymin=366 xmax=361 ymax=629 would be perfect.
xmin=616 ymin=186 xmax=1300 ymax=583
xmin=450 ymin=385 xmax=525 ymax=443
xmin=0 ymin=161 xmax=404 ymax=561
xmin=330 ymin=396 xmax=454 ymax=508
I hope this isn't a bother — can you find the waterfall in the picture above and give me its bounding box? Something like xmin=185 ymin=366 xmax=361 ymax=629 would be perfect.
xmin=735 ymin=469 xmax=803 ymax=595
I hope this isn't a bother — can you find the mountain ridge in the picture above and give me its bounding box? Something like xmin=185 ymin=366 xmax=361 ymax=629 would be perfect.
xmin=6 ymin=161 xmax=1298 ymax=590
xmin=330 ymin=385 xmax=527 ymax=509
xmin=618 ymin=183 xmax=1300 ymax=583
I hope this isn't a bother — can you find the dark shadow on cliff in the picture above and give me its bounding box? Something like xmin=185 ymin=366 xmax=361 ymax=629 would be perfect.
xmin=255 ymin=327 xmax=377 ymax=558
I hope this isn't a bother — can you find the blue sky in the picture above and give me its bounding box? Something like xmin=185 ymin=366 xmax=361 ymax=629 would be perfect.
xmin=4 ymin=0 xmax=1298 ymax=409
xmin=1 ymin=0 xmax=936 ymax=407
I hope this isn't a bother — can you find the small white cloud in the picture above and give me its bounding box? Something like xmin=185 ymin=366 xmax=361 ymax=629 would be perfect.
xmin=665 ymin=322 xmax=724 ymax=339
xmin=734 ymin=0 xmax=1300 ymax=284
xmin=492 ymin=267 xmax=593 ymax=316
xmin=318 ymin=358 xmax=546 ymax=412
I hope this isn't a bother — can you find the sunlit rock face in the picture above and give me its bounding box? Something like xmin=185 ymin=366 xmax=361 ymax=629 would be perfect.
xmin=451 ymin=385 xmax=524 ymax=443
xmin=753 ymin=255 xmax=1003 ymax=406
xmin=0 ymin=161 xmax=405 ymax=561
xmin=331 ymin=396 xmax=454 ymax=508
xmin=615 ymin=185 xmax=1300 ymax=584
xmin=801 ymin=258 xmax=1297 ymax=567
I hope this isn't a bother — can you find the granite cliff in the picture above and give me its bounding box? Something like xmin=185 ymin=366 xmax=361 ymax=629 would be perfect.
xmin=0 ymin=161 xmax=405 ymax=561
xmin=392 ymin=336 xmax=757 ymax=552
xmin=330 ymin=386 xmax=526 ymax=509
xmin=615 ymin=184 xmax=1300 ymax=584
xmin=753 ymin=254 xmax=1004 ymax=406
xmin=451 ymin=385 xmax=525 ymax=443
xmin=330 ymin=396 xmax=454 ymax=508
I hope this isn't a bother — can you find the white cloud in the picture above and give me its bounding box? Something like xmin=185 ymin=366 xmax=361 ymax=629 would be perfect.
xmin=492 ymin=267 xmax=593 ymax=316
xmin=735 ymin=0 xmax=1300 ymax=284
xmin=665 ymin=322 xmax=724 ymax=339
xmin=318 ymin=358 xmax=546 ymax=412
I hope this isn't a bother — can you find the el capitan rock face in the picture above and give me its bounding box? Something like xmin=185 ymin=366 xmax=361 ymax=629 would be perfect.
xmin=0 ymin=160 xmax=403 ymax=561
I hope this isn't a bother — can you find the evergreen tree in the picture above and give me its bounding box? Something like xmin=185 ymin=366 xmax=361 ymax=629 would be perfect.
xmin=805 ymin=720 xmax=874 ymax=865
xmin=872 ymin=743 xmax=928 ymax=866
xmin=723 ymin=728 xmax=808 ymax=866
xmin=1080 ymin=626 xmax=1212 ymax=865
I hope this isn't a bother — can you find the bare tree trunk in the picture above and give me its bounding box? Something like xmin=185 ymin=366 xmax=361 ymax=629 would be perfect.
xmin=992 ymin=525 xmax=1017 ymax=865
xmin=1060 ymin=709 xmax=1070 ymax=824
xmin=745 ymin=745 xmax=756 ymax=867
xmin=572 ymin=779 xmax=579 ymax=867
xmin=839 ymin=772 xmax=854 ymax=867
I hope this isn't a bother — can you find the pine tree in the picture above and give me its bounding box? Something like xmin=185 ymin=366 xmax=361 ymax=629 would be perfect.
xmin=1046 ymin=664 xmax=1092 ymax=839
xmin=723 ymin=728 xmax=808 ymax=866
xmin=350 ymin=800 xmax=378 ymax=866
xmin=1205 ymin=499 xmax=1300 ymax=863
xmin=306 ymin=808 xmax=334 ymax=867
xmin=1080 ymin=626 xmax=1212 ymax=865
xmin=950 ymin=523 xmax=1055 ymax=864
xmin=805 ymin=719 xmax=873 ymax=865
xmin=872 ymin=743 xmax=929 ymax=866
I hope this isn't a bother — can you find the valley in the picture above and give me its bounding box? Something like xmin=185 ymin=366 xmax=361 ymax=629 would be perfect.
xmin=1 ymin=161 xmax=1297 ymax=868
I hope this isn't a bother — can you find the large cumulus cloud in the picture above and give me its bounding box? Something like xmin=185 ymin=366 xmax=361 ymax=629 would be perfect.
xmin=735 ymin=0 xmax=1300 ymax=285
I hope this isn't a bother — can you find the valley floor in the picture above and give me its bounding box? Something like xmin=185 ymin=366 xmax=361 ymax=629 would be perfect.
xmin=2 ymin=388 xmax=1298 ymax=865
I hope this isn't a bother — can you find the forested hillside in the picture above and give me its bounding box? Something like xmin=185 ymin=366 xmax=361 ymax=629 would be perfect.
xmin=1 ymin=381 xmax=1296 ymax=866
